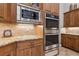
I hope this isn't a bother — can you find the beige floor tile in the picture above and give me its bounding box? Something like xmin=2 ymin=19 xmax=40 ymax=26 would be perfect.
xmin=45 ymin=47 xmax=79 ymax=56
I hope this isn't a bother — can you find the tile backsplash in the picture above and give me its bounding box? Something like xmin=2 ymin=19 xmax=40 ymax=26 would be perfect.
xmin=0 ymin=23 xmax=36 ymax=38
xmin=61 ymin=27 xmax=79 ymax=34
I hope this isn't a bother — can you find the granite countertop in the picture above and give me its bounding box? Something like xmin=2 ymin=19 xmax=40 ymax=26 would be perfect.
xmin=0 ymin=35 xmax=43 ymax=47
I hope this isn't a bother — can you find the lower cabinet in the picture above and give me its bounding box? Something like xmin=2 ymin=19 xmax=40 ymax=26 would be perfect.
xmin=0 ymin=39 xmax=44 ymax=56
xmin=0 ymin=43 xmax=16 ymax=56
xmin=17 ymin=48 xmax=32 ymax=56
xmin=32 ymin=45 xmax=44 ymax=56
xmin=61 ymin=34 xmax=79 ymax=52
xmin=16 ymin=39 xmax=44 ymax=56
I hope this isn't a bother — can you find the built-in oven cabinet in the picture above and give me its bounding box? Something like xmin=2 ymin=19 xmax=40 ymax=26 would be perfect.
xmin=0 ymin=3 xmax=17 ymax=23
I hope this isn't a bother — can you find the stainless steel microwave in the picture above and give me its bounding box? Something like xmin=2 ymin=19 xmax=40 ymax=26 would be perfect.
xmin=17 ymin=4 xmax=40 ymax=23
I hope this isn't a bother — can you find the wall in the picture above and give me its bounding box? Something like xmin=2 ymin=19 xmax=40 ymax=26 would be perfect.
xmin=0 ymin=23 xmax=43 ymax=38
xmin=61 ymin=27 xmax=79 ymax=34
xmin=34 ymin=25 xmax=43 ymax=37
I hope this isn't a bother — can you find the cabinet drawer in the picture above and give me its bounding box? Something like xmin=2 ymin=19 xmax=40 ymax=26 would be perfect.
xmin=32 ymin=39 xmax=43 ymax=46
xmin=17 ymin=41 xmax=32 ymax=49
xmin=33 ymin=39 xmax=43 ymax=43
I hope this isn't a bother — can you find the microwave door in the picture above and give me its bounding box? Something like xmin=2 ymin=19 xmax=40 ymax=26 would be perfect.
xmin=31 ymin=11 xmax=39 ymax=20
xmin=21 ymin=9 xmax=31 ymax=21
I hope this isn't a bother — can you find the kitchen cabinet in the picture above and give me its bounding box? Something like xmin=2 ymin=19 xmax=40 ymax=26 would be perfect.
xmin=0 ymin=3 xmax=17 ymax=23
xmin=50 ymin=3 xmax=59 ymax=16
xmin=17 ymin=49 xmax=31 ymax=56
xmin=43 ymin=3 xmax=59 ymax=16
xmin=0 ymin=43 xmax=16 ymax=56
xmin=61 ymin=34 xmax=79 ymax=52
xmin=21 ymin=3 xmax=43 ymax=10
xmin=43 ymin=3 xmax=51 ymax=12
xmin=64 ymin=12 xmax=71 ymax=27
xmin=32 ymin=46 xmax=44 ymax=56
xmin=0 ymin=39 xmax=44 ymax=56
xmin=16 ymin=39 xmax=44 ymax=56
xmin=31 ymin=39 xmax=44 ymax=56
xmin=0 ymin=4 xmax=4 ymax=22
xmin=64 ymin=9 xmax=79 ymax=27
xmin=16 ymin=40 xmax=32 ymax=56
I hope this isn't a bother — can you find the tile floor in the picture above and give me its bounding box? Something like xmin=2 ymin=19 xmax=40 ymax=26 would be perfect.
xmin=45 ymin=47 xmax=79 ymax=56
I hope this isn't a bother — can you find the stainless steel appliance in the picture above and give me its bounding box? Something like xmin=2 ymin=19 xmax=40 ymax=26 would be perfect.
xmin=17 ymin=4 xmax=40 ymax=23
xmin=44 ymin=12 xmax=59 ymax=56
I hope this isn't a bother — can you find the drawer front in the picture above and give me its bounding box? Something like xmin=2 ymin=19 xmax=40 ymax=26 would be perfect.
xmin=32 ymin=39 xmax=43 ymax=46
xmin=17 ymin=41 xmax=32 ymax=49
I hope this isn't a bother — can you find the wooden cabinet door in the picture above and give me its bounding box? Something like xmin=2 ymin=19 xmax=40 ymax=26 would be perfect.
xmin=16 ymin=40 xmax=32 ymax=56
xmin=17 ymin=49 xmax=31 ymax=56
xmin=75 ymin=10 xmax=79 ymax=26
xmin=74 ymin=37 xmax=79 ymax=52
xmin=0 ymin=3 xmax=16 ymax=23
xmin=68 ymin=37 xmax=74 ymax=49
xmin=69 ymin=11 xmax=75 ymax=27
xmin=31 ymin=45 xmax=44 ymax=56
xmin=43 ymin=3 xmax=51 ymax=12
xmin=0 ymin=4 xmax=4 ymax=18
xmin=50 ymin=3 xmax=59 ymax=16
xmin=0 ymin=43 xmax=16 ymax=56
xmin=61 ymin=35 xmax=66 ymax=47
xmin=64 ymin=13 xmax=70 ymax=27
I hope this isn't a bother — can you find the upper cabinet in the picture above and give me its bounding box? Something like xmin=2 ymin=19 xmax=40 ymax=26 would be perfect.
xmin=64 ymin=9 xmax=79 ymax=27
xmin=0 ymin=3 xmax=17 ymax=23
xmin=0 ymin=4 xmax=4 ymax=20
xmin=42 ymin=3 xmax=59 ymax=16
xmin=0 ymin=3 xmax=59 ymax=24
xmin=50 ymin=3 xmax=59 ymax=16
xmin=21 ymin=3 xmax=43 ymax=10
xmin=43 ymin=3 xmax=51 ymax=12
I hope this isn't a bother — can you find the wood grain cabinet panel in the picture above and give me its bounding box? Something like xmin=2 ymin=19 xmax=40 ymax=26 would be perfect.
xmin=31 ymin=39 xmax=44 ymax=56
xmin=43 ymin=3 xmax=59 ymax=16
xmin=0 ymin=43 xmax=16 ymax=56
xmin=74 ymin=37 xmax=79 ymax=52
xmin=64 ymin=13 xmax=70 ymax=27
xmin=43 ymin=3 xmax=51 ymax=12
xmin=0 ymin=3 xmax=17 ymax=23
xmin=0 ymin=3 xmax=4 ymax=21
xmin=32 ymin=45 xmax=44 ymax=56
xmin=17 ymin=41 xmax=32 ymax=49
xmin=16 ymin=39 xmax=44 ymax=56
xmin=50 ymin=3 xmax=59 ymax=16
xmin=16 ymin=48 xmax=32 ymax=56
xmin=16 ymin=40 xmax=32 ymax=56
xmin=64 ymin=9 xmax=79 ymax=27
xmin=0 ymin=39 xmax=44 ymax=56
xmin=61 ymin=34 xmax=79 ymax=52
